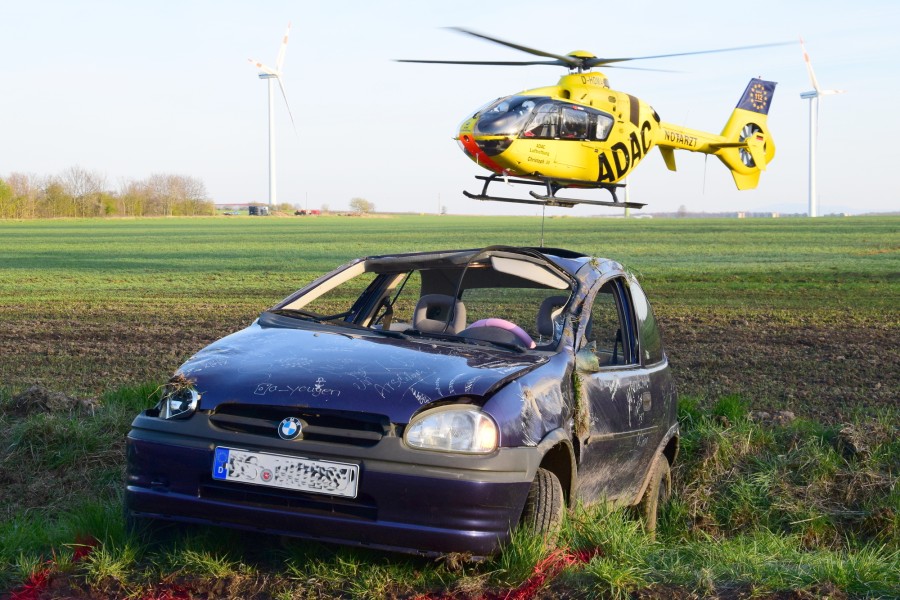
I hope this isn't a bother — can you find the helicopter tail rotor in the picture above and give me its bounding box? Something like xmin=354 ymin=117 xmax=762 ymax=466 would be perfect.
xmin=712 ymin=78 xmax=777 ymax=190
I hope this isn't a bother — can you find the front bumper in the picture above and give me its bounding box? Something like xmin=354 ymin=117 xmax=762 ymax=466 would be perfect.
xmin=125 ymin=411 xmax=541 ymax=556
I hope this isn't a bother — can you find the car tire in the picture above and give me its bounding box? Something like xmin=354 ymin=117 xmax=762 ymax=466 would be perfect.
xmin=520 ymin=467 xmax=565 ymax=544
xmin=636 ymin=454 xmax=671 ymax=538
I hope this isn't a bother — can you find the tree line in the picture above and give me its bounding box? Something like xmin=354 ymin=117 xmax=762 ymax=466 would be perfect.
xmin=0 ymin=167 xmax=213 ymax=219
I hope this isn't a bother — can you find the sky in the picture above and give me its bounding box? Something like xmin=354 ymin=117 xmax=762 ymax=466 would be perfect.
xmin=1 ymin=0 xmax=898 ymax=216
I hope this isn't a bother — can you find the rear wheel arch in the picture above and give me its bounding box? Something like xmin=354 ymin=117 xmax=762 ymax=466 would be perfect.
xmin=663 ymin=434 xmax=679 ymax=467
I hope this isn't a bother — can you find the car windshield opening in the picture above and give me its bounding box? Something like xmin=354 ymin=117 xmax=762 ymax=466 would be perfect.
xmin=275 ymin=251 xmax=573 ymax=350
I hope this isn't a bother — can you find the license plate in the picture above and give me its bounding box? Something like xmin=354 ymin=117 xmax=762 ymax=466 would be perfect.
xmin=212 ymin=447 xmax=359 ymax=498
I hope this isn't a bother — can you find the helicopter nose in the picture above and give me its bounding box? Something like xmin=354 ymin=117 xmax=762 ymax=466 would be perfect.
xmin=457 ymin=131 xmax=505 ymax=174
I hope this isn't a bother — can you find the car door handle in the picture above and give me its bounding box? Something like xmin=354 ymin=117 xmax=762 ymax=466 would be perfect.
xmin=641 ymin=391 xmax=652 ymax=412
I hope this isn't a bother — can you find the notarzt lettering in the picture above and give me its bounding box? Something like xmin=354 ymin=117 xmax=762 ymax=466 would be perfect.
xmin=662 ymin=130 xmax=697 ymax=148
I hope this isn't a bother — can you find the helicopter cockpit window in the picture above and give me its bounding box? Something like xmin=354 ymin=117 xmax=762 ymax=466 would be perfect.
xmin=560 ymin=107 xmax=589 ymax=139
xmin=475 ymin=96 xmax=541 ymax=137
xmin=522 ymin=103 xmax=559 ymax=139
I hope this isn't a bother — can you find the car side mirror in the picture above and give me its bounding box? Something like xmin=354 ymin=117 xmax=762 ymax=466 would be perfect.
xmin=575 ymin=344 xmax=600 ymax=373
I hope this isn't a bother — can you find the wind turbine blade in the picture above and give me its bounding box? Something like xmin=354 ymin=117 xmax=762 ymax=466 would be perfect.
xmin=819 ymin=89 xmax=847 ymax=96
xmin=275 ymin=22 xmax=292 ymax=72
xmin=276 ymin=76 xmax=298 ymax=135
xmin=799 ymin=37 xmax=822 ymax=93
xmin=249 ymin=58 xmax=278 ymax=76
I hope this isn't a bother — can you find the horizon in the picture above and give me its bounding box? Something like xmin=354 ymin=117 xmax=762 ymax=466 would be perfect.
xmin=1 ymin=0 xmax=898 ymax=216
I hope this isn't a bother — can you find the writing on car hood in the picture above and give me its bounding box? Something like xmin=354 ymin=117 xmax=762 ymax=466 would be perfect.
xmin=179 ymin=322 xmax=548 ymax=422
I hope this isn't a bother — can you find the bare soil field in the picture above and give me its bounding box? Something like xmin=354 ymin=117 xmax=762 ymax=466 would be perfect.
xmin=0 ymin=306 xmax=894 ymax=424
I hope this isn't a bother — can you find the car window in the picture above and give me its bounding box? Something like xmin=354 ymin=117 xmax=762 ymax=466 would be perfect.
xmin=369 ymin=270 xmax=422 ymax=330
xmin=461 ymin=286 xmax=568 ymax=345
xmin=277 ymin=254 xmax=573 ymax=348
xmin=629 ymin=278 xmax=664 ymax=364
xmin=585 ymin=279 xmax=637 ymax=367
xmin=297 ymin=271 xmax=380 ymax=317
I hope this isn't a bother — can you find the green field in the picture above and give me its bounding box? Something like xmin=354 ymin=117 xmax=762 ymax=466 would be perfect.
xmin=1 ymin=215 xmax=898 ymax=598
xmin=1 ymin=215 xmax=896 ymax=413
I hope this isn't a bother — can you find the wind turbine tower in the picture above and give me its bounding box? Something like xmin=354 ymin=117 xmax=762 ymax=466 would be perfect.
xmin=799 ymin=38 xmax=845 ymax=218
xmin=249 ymin=23 xmax=296 ymax=208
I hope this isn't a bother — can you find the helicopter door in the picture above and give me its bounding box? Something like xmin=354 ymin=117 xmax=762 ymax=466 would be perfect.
xmin=552 ymin=106 xmax=592 ymax=179
xmin=559 ymin=107 xmax=589 ymax=139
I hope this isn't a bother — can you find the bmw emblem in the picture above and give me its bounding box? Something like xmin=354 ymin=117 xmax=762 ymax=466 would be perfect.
xmin=278 ymin=417 xmax=303 ymax=440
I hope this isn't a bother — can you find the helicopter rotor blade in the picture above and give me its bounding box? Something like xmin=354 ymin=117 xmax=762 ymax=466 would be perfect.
xmin=395 ymin=58 xmax=566 ymax=67
xmin=588 ymin=41 xmax=795 ymax=67
xmin=446 ymin=27 xmax=583 ymax=68
xmin=601 ymin=64 xmax=680 ymax=73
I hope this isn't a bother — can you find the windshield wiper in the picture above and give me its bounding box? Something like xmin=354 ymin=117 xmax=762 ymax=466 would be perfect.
xmin=370 ymin=328 xmax=409 ymax=340
xmin=405 ymin=329 xmax=526 ymax=353
xmin=458 ymin=336 xmax=527 ymax=353
xmin=268 ymin=308 xmax=353 ymax=323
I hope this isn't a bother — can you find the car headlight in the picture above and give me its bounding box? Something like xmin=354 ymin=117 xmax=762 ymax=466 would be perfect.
xmin=405 ymin=406 xmax=498 ymax=454
xmin=158 ymin=384 xmax=200 ymax=420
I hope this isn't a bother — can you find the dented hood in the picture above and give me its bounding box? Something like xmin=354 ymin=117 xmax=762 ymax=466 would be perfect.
xmin=179 ymin=320 xmax=547 ymax=423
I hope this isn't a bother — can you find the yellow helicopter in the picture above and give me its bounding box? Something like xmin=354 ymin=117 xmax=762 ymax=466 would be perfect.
xmin=399 ymin=28 xmax=781 ymax=209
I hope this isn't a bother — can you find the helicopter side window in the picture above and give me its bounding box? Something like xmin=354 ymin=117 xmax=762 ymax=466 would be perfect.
xmin=592 ymin=112 xmax=614 ymax=141
xmin=560 ymin=107 xmax=589 ymax=139
xmin=523 ymin=104 xmax=559 ymax=139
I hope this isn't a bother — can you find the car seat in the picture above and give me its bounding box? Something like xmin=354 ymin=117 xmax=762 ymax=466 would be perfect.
xmin=413 ymin=294 xmax=467 ymax=334
xmin=536 ymin=295 xmax=568 ymax=342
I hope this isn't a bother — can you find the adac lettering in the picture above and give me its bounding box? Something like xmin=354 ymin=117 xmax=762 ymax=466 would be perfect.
xmin=597 ymin=120 xmax=653 ymax=183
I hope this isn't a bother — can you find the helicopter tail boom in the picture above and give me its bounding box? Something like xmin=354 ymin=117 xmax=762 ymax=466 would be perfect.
xmin=657 ymin=78 xmax=777 ymax=190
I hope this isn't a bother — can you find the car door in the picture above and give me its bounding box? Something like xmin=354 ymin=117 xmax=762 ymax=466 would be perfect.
xmin=573 ymin=276 xmax=658 ymax=505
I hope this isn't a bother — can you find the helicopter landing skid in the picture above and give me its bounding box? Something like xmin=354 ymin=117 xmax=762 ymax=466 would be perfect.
xmin=463 ymin=174 xmax=645 ymax=209
xmin=527 ymin=191 xmax=646 ymax=209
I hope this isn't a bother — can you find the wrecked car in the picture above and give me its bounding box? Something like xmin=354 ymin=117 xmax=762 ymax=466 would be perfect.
xmin=125 ymin=246 xmax=678 ymax=556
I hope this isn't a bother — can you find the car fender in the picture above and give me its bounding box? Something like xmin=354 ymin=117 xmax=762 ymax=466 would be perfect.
xmin=629 ymin=421 xmax=679 ymax=506
xmin=533 ymin=428 xmax=577 ymax=505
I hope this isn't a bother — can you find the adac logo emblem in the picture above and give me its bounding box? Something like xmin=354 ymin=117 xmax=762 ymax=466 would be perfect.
xmin=748 ymin=82 xmax=770 ymax=111
xmin=278 ymin=417 xmax=303 ymax=440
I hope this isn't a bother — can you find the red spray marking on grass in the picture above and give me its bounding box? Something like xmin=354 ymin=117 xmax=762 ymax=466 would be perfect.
xmin=9 ymin=536 xmax=98 ymax=600
xmin=140 ymin=585 xmax=192 ymax=600
xmin=413 ymin=546 xmax=602 ymax=600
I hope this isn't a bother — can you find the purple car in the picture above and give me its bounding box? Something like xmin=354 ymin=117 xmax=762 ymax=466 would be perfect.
xmin=125 ymin=246 xmax=678 ymax=556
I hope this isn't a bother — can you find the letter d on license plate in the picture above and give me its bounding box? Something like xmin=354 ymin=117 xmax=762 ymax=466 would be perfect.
xmin=212 ymin=447 xmax=358 ymax=498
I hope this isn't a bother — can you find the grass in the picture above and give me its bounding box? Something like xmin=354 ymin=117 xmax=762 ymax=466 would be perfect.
xmin=0 ymin=215 xmax=897 ymax=312
xmin=0 ymin=215 xmax=898 ymax=597
xmin=0 ymin=215 xmax=896 ymax=407
xmin=1 ymin=388 xmax=896 ymax=598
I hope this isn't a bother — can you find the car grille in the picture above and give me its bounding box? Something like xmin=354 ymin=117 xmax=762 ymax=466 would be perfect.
xmin=200 ymin=482 xmax=377 ymax=521
xmin=208 ymin=404 xmax=391 ymax=447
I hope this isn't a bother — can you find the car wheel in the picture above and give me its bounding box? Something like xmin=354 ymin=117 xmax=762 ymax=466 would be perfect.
xmin=520 ymin=467 xmax=565 ymax=544
xmin=636 ymin=454 xmax=671 ymax=538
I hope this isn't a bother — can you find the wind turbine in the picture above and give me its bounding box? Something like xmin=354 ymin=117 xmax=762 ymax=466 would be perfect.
xmin=249 ymin=23 xmax=297 ymax=208
xmin=799 ymin=37 xmax=845 ymax=217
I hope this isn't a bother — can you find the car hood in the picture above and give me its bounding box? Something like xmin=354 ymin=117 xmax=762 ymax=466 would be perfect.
xmin=179 ymin=321 xmax=548 ymax=423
